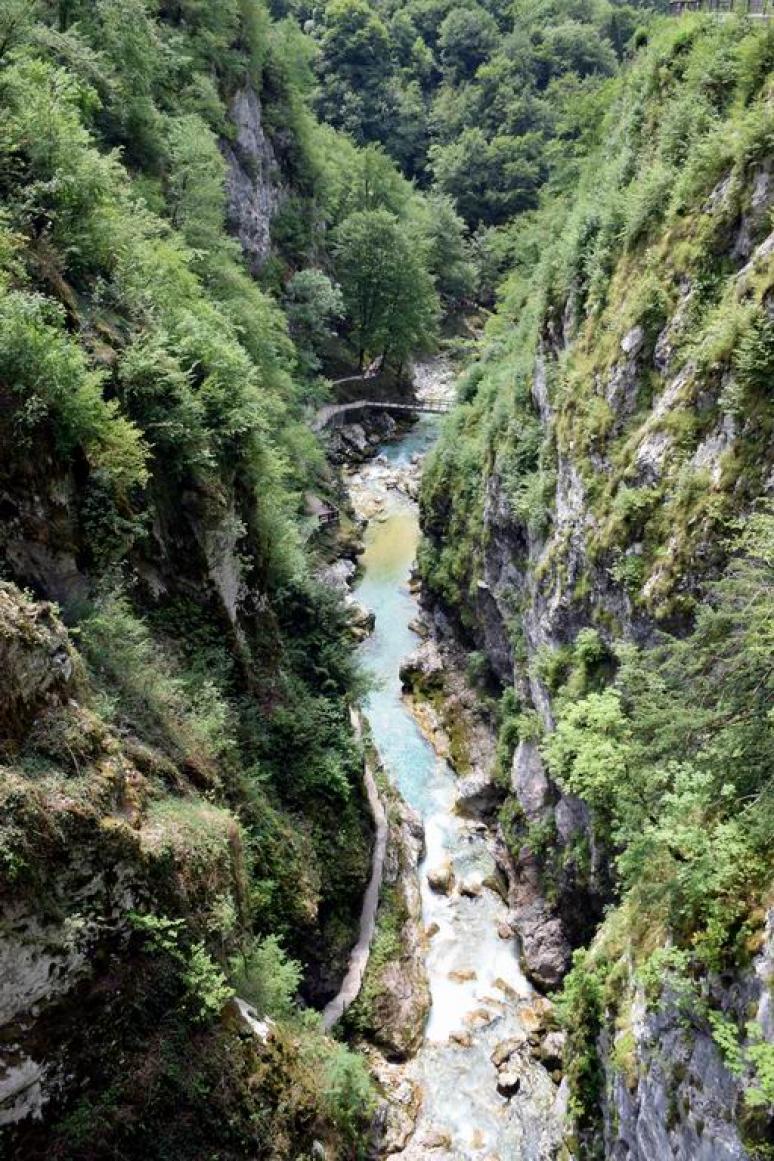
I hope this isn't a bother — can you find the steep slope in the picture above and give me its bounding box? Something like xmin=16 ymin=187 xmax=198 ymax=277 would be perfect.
xmin=0 ymin=2 xmax=391 ymax=1155
xmin=419 ymin=14 xmax=774 ymax=1156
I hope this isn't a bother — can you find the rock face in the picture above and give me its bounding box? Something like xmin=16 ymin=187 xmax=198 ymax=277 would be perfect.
xmin=0 ymin=584 xmax=81 ymax=744
xmin=604 ymin=1009 xmax=746 ymax=1161
xmin=221 ymin=86 xmax=284 ymax=273
xmin=418 ymin=144 xmax=774 ymax=1153
xmin=359 ymin=798 xmax=430 ymax=1061
xmin=597 ymin=922 xmax=774 ymax=1161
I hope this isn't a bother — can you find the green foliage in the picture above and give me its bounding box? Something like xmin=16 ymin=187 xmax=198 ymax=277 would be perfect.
xmin=745 ymin=1022 xmax=774 ymax=1109
xmin=0 ymin=2 xmax=388 ymax=1156
xmin=229 ymin=934 xmax=302 ymax=1016
xmin=548 ymin=510 xmax=774 ymax=970
xmin=165 ymin=113 xmax=228 ymax=251
xmin=332 ymin=207 xmax=438 ymax=367
xmin=416 ymin=193 xmax=475 ymax=308
xmin=308 ymin=0 xmax=636 ymax=234
xmin=315 ymin=0 xmax=393 ymax=143
xmin=182 ymin=942 xmax=235 ymax=1021
xmin=130 ymin=911 xmax=235 ymax=1023
xmin=283 ymin=267 xmax=344 ymax=373
xmin=437 ymin=5 xmax=498 ymax=83
xmin=420 ymin=14 xmax=774 ymax=633
xmin=557 ymin=949 xmax=608 ymax=1131
xmin=544 ymin=688 xmax=630 ymax=826
xmin=80 ymin=592 xmax=236 ymax=778
xmin=0 ymin=291 xmax=148 ymax=491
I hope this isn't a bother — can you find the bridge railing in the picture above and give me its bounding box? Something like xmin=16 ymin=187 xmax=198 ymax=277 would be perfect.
xmin=313 ymin=398 xmax=452 ymax=432
xmin=669 ymin=0 xmax=772 ymax=15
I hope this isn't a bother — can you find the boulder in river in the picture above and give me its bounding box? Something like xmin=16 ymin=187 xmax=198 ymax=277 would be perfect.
xmin=399 ymin=639 xmax=444 ymax=692
xmin=459 ymin=876 xmax=483 ymax=898
xmin=420 ymin=1128 xmax=453 ymax=1150
xmin=491 ymin=1033 xmax=528 ymax=1068
xmin=496 ymin=1068 xmax=522 ymax=1099
xmin=449 ymin=1029 xmax=473 ymax=1048
xmin=538 ymin=1030 xmax=566 ymax=1072
xmin=346 ymin=599 xmax=375 ymax=641
xmin=518 ymin=997 xmax=555 ymax=1039
xmin=448 ymin=967 xmax=477 ymax=983
xmin=464 ymin=1007 xmax=497 ymax=1029
xmin=371 ymin=1077 xmax=423 ymax=1155
xmin=426 ymin=858 xmax=455 ymax=894
xmin=453 ymin=771 xmax=504 ymax=819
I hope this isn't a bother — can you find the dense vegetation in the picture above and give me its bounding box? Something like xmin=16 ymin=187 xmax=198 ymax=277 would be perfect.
xmin=553 ymin=511 xmax=774 ymax=1140
xmin=305 ymin=0 xmax=649 ymax=210
xmin=418 ymin=11 xmax=774 ymax=1151
xmin=420 ymin=14 xmax=774 ymax=623
xmin=0 ymin=0 xmax=445 ymax=1154
xmin=1 ymin=0 xmax=772 ymax=1156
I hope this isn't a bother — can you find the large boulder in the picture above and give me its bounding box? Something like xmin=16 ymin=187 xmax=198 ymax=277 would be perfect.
xmin=512 ymin=896 xmax=572 ymax=992
xmin=368 ymin=958 xmax=430 ymax=1059
xmin=399 ymin=639 xmax=444 ymax=693
xmin=427 ymin=858 xmax=455 ymax=895
xmin=454 ymin=772 xmax=504 ymax=820
xmin=346 ymin=599 xmax=376 ymax=641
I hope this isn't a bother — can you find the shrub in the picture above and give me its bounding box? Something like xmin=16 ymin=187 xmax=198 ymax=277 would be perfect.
xmin=229 ymin=935 xmax=302 ymax=1018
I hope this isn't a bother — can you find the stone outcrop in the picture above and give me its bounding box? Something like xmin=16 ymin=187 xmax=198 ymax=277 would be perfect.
xmin=0 ymin=584 xmax=81 ymax=746
xmin=326 ymin=412 xmax=399 ymax=466
xmin=221 ymin=86 xmax=284 ymax=273
xmin=358 ymin=797 xmax=430 ymax=1061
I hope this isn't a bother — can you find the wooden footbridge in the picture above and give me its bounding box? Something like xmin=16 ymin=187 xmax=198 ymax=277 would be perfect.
xmin=313 ymin=398 xmax=452 ymax=434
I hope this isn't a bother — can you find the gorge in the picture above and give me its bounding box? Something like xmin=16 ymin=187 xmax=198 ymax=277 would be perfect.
xmin=0 ymin=1 xmax=772 ymax=1159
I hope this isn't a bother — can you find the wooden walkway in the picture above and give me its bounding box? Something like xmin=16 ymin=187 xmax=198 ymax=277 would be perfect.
xmin=313 ymin=398 xmax=452 ymax=433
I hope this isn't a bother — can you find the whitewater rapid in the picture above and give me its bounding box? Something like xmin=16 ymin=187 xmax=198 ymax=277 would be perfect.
xmin=351 ymin=393 xmax=565 ymax=1159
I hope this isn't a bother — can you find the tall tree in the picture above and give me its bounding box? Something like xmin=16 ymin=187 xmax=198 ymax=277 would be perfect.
xmin=315 ymin=0 xmax=393 ymax=143
xmin=332 ymin=208 xmax=438 ymax=370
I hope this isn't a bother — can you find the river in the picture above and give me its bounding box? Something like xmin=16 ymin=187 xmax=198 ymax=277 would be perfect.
xmin=349 ymin=404 xmax=565 ymax=1159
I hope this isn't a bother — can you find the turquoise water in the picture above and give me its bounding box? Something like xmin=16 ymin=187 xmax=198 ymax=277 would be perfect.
xmin=356 ymin=418 xmax=440 ymax=815
xmin=352 ymin=417 xmax=563 ymax=1159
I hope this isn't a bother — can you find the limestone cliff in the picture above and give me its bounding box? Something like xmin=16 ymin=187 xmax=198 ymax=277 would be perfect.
xmin=418 ymin=18 xmax=774 ymax=1157
xmin=222 ymin=85 xmax=285 ymax=274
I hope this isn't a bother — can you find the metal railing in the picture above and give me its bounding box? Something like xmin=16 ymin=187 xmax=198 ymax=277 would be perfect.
xmin=313 ymin=398 xmax=452 ymax=432
xmin=669 ymin=0 xmax=773 ymax=15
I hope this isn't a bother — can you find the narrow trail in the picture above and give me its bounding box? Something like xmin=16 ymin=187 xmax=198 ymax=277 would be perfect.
xmin=322 ymin=710 xmax=388 ymax=1031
